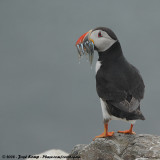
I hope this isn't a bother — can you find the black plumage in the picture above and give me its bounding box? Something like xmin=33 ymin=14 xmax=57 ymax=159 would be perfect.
xmin=96 ymin=39 xmax=145 ymax=121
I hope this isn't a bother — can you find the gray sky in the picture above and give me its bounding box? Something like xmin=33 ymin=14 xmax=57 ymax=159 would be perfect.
xmin=1 ymin=0 xmax=160 ymax=155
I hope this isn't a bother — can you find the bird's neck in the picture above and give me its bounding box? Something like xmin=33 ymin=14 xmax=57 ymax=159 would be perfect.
xmin=98 ymin=41 xmax=123 ymax=62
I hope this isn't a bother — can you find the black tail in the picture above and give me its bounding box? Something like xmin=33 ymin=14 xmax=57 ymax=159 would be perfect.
xmin=107 ymin=102 xmax=145 ymax=120
xmin=135 ymin=110 xmax=145 ymax=120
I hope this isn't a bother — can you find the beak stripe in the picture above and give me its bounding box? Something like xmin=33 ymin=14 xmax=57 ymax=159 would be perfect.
xmin=89 ymin=38 xmax=94 ymax=44
xmin=76 ymin=31 xmax=90 ymax=45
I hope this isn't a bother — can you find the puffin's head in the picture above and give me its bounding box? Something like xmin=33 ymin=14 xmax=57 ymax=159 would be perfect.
xmin=76 ymin=27 xmax=118 ymax=64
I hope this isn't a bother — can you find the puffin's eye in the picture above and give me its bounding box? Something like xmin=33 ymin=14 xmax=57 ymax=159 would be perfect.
xmin=98 ymin=31 xmax=102 ymax=38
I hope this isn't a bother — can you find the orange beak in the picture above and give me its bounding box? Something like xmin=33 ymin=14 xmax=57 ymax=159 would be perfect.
xmin=75 ymin=30 xmax=94 ymax=65
xmin=76 ymin=31 xmax=91 ymax=46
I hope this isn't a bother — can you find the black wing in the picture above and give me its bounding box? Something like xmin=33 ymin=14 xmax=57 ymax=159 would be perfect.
xmin=96 ymin=64 xmax=145 ymax=113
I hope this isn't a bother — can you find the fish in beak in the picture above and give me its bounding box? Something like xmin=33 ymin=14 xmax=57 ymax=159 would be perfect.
xmin=75 ymin=30 xmax=94 ymax=65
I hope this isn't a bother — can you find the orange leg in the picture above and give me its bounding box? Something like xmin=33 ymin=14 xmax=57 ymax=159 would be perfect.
xmin=118 ymin=124 xmax=136 ymax=134
xmin=93 ymin=123 xmax=114 ymax=141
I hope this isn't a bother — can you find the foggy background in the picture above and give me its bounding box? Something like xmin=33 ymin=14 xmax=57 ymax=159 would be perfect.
xmin=1 ymin=0 xmax=160 ymax=155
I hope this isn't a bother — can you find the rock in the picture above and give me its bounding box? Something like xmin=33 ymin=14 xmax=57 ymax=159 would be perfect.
xmin=67 ymin=133 xmax=160 ymax=160
xmin=26 ymin=149 xmax=68 ymax=160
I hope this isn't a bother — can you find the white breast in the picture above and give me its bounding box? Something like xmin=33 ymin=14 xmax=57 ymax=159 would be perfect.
xmin=100 ymin=98 xmax=111 ymax=120
xmin=95 ymin=61 xmax=101 ymax=74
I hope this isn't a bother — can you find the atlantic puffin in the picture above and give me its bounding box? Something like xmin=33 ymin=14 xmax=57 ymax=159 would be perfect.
xmin=75 ymin=27 xmax=145 ymax=140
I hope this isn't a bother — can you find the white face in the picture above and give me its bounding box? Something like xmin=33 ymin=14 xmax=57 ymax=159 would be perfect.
xmin=90 ymin=30 xmax=116 ymax=52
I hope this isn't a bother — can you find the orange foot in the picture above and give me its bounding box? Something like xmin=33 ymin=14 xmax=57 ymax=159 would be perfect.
xmin=93 ymin=131 xmax=114 ymax=141
xmin=118 ymin=130 xmax=136 ymax=134
xmin=118 ymin=124 xmax=136 ymax=134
